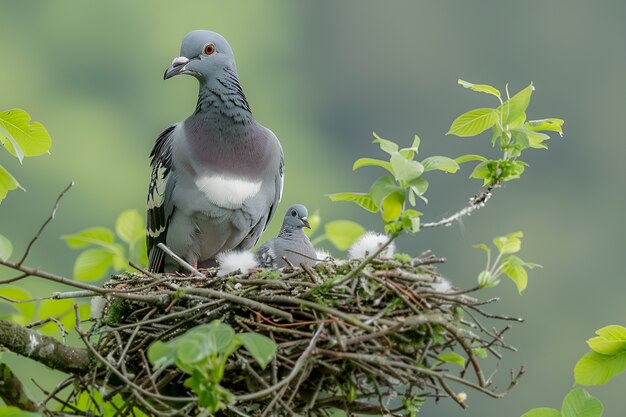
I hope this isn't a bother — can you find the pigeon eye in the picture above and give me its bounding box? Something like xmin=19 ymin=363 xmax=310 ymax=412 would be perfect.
xmin=291 ymin=210 xmax=297 ymax=217
xmin=203 ymin=44 xmax=216 ymax=56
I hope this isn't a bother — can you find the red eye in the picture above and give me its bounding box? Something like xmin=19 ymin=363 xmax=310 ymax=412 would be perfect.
xmin=203 ymin=44 xmax=216 ymax=56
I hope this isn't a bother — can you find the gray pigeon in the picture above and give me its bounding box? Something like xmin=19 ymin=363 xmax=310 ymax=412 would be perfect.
xmin=256 ymin=204 xmax=317 ymax=268
xmin=147 ymin=30 xmax=284 ymax=272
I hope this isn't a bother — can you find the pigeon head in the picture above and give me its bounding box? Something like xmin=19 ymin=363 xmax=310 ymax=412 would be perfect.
xmin=164 ymin=30 xmax=237 ymax=81
xmin=283 ymin=204 xmax=310 ymax=229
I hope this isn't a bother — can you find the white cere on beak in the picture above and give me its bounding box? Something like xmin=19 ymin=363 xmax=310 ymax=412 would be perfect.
xmin=172 ymin=56 xmax=190 ymax=66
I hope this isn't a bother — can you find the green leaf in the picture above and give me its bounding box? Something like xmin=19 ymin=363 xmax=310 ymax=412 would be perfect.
xmin=74 ymin=249 xmax=114 ymax=281
xmin=328 ymin=192 xmax=379 ymax=213
xmin=501 ymin=256 xmax=528 ymax=294
xmin=62 ymin=227 xmax=115 ymax=249
xmin=390 ymin=152 xmax=424 ymax=182
xmin=353 ymin=158 xmax=393 ymax=174
xmin=408 ymin=177 xmax=429 ymax=196
xmin=0 ymin=406 xmax=42 ymax=417
xmin=369 ymin=176 xmax=402 ymax=206
xmin=401 ymin=209 xmax=421 ymax=233
xmin=372 ymin=132 xmax=399 ymax=154
xmin=493 ymin=231 xmax=523 ymax=254
xmin=438 ymin=352 xmax=465 ymax=367
xmin=561 ymin=388 xmax=603 ymax=417
xmin=458 ymin=79 xmax=501 ymax=99
xmin=115 ymin=209 xmax=145 ymax=245
xmin=473 ymin=243 xmax=491 ymax=254
xmin=148 ymin=340 xmax=177 ymax=368
xmin=398 ymin=135 xmax=421 ymax=159
xmin=0 ymin=164 xmax=21 ymax=203
xmin=238 ymin=332 xmax=277 ymax=369
xmin=587 ymin=325 xmax=626 ymax=355
xmin=325 ymin=220 xmax=366 ymax=251
xmin=0 ymin=109 xmax=52 ymax=158
xmin=304 ymin=210 xmax=321 ymax=237
xmin=0 ymin=288 xmax=35 ymax=324
xmin=206 ymin=322 xmax=237 ymax=354
xmin=0 ymin=233 xmax=12 ymax=260
xmin=177 ymin=339 xmax=204 ymax=364
xmin=454 ymin=154 xmax=488 ymax=164
xmin=447 ymin=108 xmax=499 ymax=137
xmin=478 ymin=270 xmax=495 ymax=287
xmin=526 ymin=118 xmax=564 ymax=136
xmin=0 ymin=303 xmax=19 ymax=319
xmin=499 ymin=83 xmax=534 ymax=127
xmin=0 ymin=125 xmax=25 ymax=163
xmin=574 ymin=350 xmax=626 ymax=386
xmin=381 ymin=191 xmax=405 ymax=221
xmin=421 ymin=156 xmax=460 ymax=173
xmin=521 ymin=408 xmax=562 ymax=417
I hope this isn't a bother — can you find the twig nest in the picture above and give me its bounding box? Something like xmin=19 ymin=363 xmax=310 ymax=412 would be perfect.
xmin=348 ymin=231 xmax=396 ymax=259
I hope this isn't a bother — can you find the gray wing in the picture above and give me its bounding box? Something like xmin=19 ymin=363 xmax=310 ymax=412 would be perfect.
xmin=255 ymin=239 xmax=276 ymax=268
xmin=146 ymin=125 xmax=177 ymax=272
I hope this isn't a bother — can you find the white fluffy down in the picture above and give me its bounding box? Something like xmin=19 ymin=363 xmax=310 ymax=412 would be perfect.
xmin=217 ymin=250 xmax=258 ymax=277
xmin=315 ymin=248 xmax=332 ymax=261
xmin=90 ymin=296 xmax=106 ymax=320
xmin=430 ymin=277 xmax=453 ymax=293
xmin=348 ymin=232 xmax=396 ymax=259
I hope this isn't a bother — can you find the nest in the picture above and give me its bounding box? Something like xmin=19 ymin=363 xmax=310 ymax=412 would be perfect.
xmin=72 ymin=251 xmax=522 ymax=416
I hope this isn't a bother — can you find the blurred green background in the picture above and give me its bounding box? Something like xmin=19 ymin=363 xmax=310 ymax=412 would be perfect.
xmin=1 ymin=1 xmax=625 ymax=415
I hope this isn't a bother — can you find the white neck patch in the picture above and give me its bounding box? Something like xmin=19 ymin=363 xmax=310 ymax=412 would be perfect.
xmin=195 ymin=175 xmax=262 ymax=209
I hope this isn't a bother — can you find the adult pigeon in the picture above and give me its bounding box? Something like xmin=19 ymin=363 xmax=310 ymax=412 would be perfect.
xmin=147 ymin=30 xmax=284 ymax=272
xmin=256 ymin=204 xmax=317 ymax=268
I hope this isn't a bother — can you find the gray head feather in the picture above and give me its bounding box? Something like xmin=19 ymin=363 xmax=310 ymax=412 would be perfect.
xmin=281 ymin=204 xmax=310 ymax=231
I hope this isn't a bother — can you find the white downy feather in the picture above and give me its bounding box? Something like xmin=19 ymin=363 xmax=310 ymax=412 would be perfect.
xmin=217 ymin=250 xmax=257 ymax=277
xmin=430 ymin=277 xmax=452 ymax=293
xmin=315 ymin=248 xmax=332 ymax=261
xmin=348 ymin=232 xmax=396 ymax=259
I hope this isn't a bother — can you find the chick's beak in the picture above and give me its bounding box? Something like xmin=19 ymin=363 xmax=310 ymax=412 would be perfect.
xmin=301 ymin=216 xmax=311 ymax=229
xmin=164 ymin=56 xmax=190 ymax=80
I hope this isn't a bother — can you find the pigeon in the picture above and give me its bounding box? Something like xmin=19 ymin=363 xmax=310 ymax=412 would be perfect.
xmin=256 ymin=204 xmax=317 ymax=268
xmin=147 ymin=30 xmax=284 ymax=272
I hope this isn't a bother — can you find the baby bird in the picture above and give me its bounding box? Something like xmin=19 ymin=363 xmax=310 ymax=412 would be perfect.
xmin=256 ymin=204 xmax=317 ymax=268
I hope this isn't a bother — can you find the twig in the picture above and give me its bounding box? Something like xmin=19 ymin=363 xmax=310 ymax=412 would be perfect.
xmin=156 ymin=243 xmax=204 ymax=277
xmin=16 ymin=181 xmax=74 ymax=267
xmin=333 ymin=233 xmax=398 ymax=286
xmin=0 ymin=362 xmax=39 ymax=411
xmin=422 ymin=184 xmax=496 ymax=229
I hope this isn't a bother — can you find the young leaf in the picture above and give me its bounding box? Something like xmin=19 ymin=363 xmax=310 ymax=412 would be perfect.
xmin=454 ymin=154 xmax=487 ymax=164
xmin=115 ymin=209 xmax=145 ymax=244
xmin=438 ymin=352 xmax=465 ymax=367
xmin=148 ymin=340 xmax=177 ymax=368
xmin=0 ymin=164 xmax=21 ymax=203
xmin=238 ymin=332 xmax=277 ymax=369
xmin=398 ymin=135 xmax=421 ymax=159
xmin=325 ymin=220 xmax=366 ymax=251
xmin=447 ymin=108 xmax=499 ymax=137
xmin=372 ymin=132 xmax=399 ymax=154
xmin=62 ymin=227 xmax=115 ymax=249
xmin=0 ymin=233 xmax=12 ymax=260
xmin=561 ymin=388 xmax=603 ymax=417
xmin=381 ymin=191 xmax=405 ymax=221
xmin=526 ymin=118 xmax=564 ymax=136
xmin=408 ymin=177 xmax=429 ymax=196
xmin=574 ymin=350 xmax=626 ymax=386
xmin=353 ymin=158 xmax=393 ymax=174
xmin=521 ymin=408 xmax=562 ymax=417
xmin=587 ymin=325 xmax=626 ymax=355
xmin=421 ymin=156 xmax=460 ymax=173
xmin=0 ymin=288 xmax=35 ymax=324
xmin=473 ymin=243 xmax=491 ymax=254
xmin=0 ymin=407 xmax=42 ymax=417
xmin=74 ymin=249 xmax=114 ymax=281
xmin=38 ymin=299 xmax=74 ymax=334
xmin=369 ymin=176 xmax=403 ymax=206
xmin=458 ymin=79 xmax=501 ymax=99
xmin=328 ymin=192 xmax=379 ymax=212
xmin=493 ymin=231 xmax=523 ymax=254
xmin=501 ymin=256 xmax=528 ymax=293
xmin=0 ymin=109 xmax=52 ymax=158
xmin=390 ymin=153 xmax=424 ymax=182
xmin=499 ymin=83 xmax=534 ymax=127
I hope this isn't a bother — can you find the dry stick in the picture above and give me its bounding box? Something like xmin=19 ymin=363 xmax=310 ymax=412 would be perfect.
xmin=421 ymin=183 xmax=496 ymax=229
xmin=236 ymin=323 xmax=325 ymax=402
xmin=170 ymin=285 xmax=294 ymax=322
xmin=156 ymin=242 xmax=204 ymax=277
xmin=16 ymin=181 xmax=75 ymax=267
xmin=252 ymin=295 xmax=374 ymax=332
xmin=332 ymin=233 xmax=398 ymax=287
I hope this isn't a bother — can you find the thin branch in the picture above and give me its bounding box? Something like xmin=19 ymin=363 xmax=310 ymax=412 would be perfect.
xmin=333 ymin=233 xmax=398 ymax=286
xmin=156 ymin=243 xmax=204 ymax=277
xmin=422 ymin=184 xmax=496 ymax=229
xmin=0 ymin=363 xmax=39 ymax=411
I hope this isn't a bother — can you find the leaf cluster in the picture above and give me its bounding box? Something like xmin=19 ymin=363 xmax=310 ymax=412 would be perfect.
xmin=62 ymin=209 xmax=147 ymax=281
xmin=148 ymin=321 xmax=277 ymax=414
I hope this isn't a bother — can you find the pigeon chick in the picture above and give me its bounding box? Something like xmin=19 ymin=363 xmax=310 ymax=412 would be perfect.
xmin=146 ymin=30 xmax=284 ymax=272
xmin=256 ymin=204 xmax=317 ymax=268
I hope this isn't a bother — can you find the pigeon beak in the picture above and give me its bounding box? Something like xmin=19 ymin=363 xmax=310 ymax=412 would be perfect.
xmin=301 ymin=216 xmax=311 ymax=229
xmin=164 ymin=56 xmax=191 ymax=80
